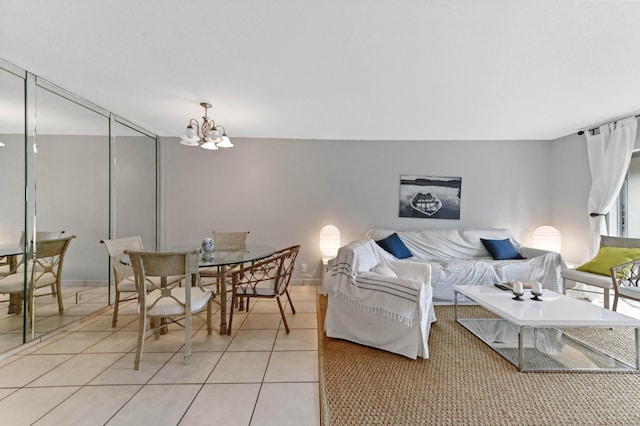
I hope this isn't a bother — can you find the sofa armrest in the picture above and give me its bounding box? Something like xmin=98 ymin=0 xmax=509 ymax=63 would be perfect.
xmin=386 ymin=261 xmax=431 ymax=290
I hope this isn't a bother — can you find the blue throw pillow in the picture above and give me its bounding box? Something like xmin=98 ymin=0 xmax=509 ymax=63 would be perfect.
xmin=480 ymin=238 xmax=525 ymax=260
xmin=375 ymin=233 xmax=413 ymax=259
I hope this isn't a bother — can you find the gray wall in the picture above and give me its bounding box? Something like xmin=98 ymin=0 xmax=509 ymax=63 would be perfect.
xmin=161 ymin=137 xmax=591 ymax=279
xmin=550 ymin=132 xmax=591 ymax=265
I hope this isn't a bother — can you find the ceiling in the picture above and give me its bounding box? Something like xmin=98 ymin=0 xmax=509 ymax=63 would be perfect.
xmin=1 ymin=0 xmax=640 ymax=141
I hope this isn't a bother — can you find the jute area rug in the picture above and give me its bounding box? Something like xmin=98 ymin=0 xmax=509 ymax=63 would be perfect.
xmin=317 ymin=295 xmax=640 ymax=425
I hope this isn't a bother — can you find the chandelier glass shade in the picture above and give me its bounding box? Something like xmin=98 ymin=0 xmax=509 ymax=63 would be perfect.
xmin=180 ymin=102 xmax=233 ymax=150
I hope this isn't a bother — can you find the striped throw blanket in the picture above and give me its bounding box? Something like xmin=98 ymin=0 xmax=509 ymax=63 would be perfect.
xmin=326 ymin=240 xmax=429 ymax=326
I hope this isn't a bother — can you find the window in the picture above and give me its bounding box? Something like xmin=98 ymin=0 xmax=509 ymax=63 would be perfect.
xmin=618 ymin=152 xmax=640 ymax=237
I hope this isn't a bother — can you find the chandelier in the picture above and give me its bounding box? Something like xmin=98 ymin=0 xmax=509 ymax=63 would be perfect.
xmin=180 ymin=102 xmax=233 ymax=150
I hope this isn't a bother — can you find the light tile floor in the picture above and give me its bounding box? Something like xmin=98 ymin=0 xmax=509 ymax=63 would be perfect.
xmin=0 ymin=284 xmax=321 ymax=426
xmin=0 ymin=286 xmax=111 ymax=354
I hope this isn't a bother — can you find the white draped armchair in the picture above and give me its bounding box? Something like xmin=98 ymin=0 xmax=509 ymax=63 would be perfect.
xmin=323 ymin=239 xmax=435 ymax=359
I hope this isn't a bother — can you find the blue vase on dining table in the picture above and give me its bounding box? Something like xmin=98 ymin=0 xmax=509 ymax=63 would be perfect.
xmin=202 ymin=238 xmax=214 ymax=258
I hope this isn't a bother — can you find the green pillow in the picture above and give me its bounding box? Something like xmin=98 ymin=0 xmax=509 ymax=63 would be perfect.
xmin=576 ymin=246 xmax=640 ymax=276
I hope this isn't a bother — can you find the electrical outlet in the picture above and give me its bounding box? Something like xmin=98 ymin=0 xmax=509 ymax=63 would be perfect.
xmin=300 ymin=263 xmax=308 ymax=273
xmin=76 ymin=291 xmax=84 ymax=304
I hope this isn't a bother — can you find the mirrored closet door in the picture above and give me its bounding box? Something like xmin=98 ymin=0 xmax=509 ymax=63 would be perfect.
xmin=0 ymin=59 xmax=158 ymax=352
xmin=32 ymin=80 xmax=111 ymax=334
xmin=0 ymin=64 xmax=27 ymax=353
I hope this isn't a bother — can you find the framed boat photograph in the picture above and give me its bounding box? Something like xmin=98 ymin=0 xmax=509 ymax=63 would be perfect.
xmin=399 ymin=175 xmax=462 ymax=219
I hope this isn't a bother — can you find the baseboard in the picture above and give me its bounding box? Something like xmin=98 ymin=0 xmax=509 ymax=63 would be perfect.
xmin=291 ymin=278 xmax=321 ymax=286
xmin=61 ymin=280 xmax=108 ymax=287
xmin=63 ymin=279 xmax=321 ymax=287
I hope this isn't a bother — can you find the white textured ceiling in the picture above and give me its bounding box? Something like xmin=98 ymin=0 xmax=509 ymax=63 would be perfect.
xmin=1 ymin=0 xmax=640 ymax=141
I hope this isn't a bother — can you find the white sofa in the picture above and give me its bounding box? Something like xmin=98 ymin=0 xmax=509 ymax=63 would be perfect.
xmin=367 ymin=228 xmax=566 ymax=303
xmin=323 ymin=238 xmax=435 ymax=360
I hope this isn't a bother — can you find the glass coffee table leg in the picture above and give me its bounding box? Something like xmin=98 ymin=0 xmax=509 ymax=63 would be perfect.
xmin=636 ymin=328 xmax=640 ymax=370
xmin=454 ymin=290 xmax=459 ymax=322
xmin=518 ymin=326 xmax=524 ymax=372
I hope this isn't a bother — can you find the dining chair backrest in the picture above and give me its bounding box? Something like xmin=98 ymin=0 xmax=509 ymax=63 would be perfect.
xmin=212 ymin=231 xmax=249 ymax=251
xmin=272 ymin=245 xmax=299 ymax=295
xmin=232 ymin=245 xmax=300 ymax=297
xmin=19 ymin=230 xmax=66 ymax=248
xmin=7 ymin=230 xmax=67 ymax=274
xmin=0 ymin=235 xmax=74 ymax=320
xmin=101 ymin=236 xmax=144 ymax=283
xmin=228 ymin=245 xmax=300 ymax=335
xmin=32 ymin=236 xmax=74 ymax=261
xmin=14 ymin=236 xmax=74 ymax=285
xmin=33 ymin=236 xmax=75 ymax=320
xmin=126 ymin=249 xmax=200 ymax=298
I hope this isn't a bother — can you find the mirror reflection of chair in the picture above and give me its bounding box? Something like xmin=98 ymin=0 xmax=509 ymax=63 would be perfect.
xmin=126 ymin=249 xmax=214 ymax=370
xmin=610 ymin=259 xmax=640 ymax=311
xmin=0 ymin=235 xmax=75 ymax=322
xmin=101 ymin=236 xmax=182 ymax=328
xmin=30 ymin=231 xmax=66 ymax=296
xmin=227 ymin=245 xmax=300 ymax=335
xmin=0 ymin=230 xmax=65 ymax=279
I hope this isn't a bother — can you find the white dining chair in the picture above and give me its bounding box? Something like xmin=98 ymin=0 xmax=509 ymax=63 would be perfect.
xmin=101 ymin=236 xmax=183 ymax=327
xmin=126 ymin=249 xmax=214 ymax=370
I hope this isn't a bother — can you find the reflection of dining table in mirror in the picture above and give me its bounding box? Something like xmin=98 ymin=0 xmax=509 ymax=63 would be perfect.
xmin=0 ymin=245 xmax=23 ymax=314
xmin=0 ymin=244 xmax=22 ymax=274
xmin=121 ymin=243 xmax=276 ymax=334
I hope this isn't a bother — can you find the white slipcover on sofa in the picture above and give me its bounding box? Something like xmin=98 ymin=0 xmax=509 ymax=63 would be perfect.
xmin=323 ymin=239 xmax=435 ymax=360
xmin=367 ymin=228 xmax=566 ymax=303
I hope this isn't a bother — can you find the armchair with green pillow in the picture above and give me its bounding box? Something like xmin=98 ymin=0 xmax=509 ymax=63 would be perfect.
xmin=561 ymin=235 xmax=640 ymax=310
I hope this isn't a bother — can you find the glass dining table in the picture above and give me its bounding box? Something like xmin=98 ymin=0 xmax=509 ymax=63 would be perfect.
xmin=121 ymin=243 xmax=276 ymax=334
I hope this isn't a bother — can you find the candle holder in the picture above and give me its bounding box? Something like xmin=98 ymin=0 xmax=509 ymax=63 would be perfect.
xmin=531 ymin=290 xmax=543 ymax=301
xmin=512 ymin=290 xmax=524 ymax=301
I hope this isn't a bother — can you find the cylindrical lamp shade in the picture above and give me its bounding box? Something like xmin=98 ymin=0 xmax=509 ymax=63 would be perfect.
xmin=533 ymin=225 xmax=561 ymax=253
xmin=319 ymin=225 xmax=341 ymax=260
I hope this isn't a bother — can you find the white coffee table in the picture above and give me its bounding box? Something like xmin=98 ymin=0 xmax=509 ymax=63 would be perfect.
xmin=454 ymin=285 xmax=640 ymax=372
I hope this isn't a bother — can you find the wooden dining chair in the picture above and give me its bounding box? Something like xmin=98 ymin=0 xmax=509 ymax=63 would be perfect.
xmin=126 ymin=249 xmax=214 ymax=370
xmin=0 ymin=230 xmax=65 ymax=282
xmin=200 ymin=230 xmax=250 ymax=295
xmin=213 ymin=230 xmax=250 ymax=251
xmin=101 ymin=236 xmax=183 ymax=327
xmin=227 ymin=245 xmax=300 ymax=335
xmin=0 ymin=235 xmax=75 ymax=322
